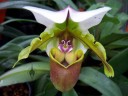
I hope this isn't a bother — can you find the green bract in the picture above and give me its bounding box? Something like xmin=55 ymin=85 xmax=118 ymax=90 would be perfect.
xmin=13 ymin=6 xmax=114 ymax=91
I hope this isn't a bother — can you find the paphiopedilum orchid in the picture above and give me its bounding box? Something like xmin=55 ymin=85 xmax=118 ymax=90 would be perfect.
xmin=14 ymin=6 xmax=114 ymax=92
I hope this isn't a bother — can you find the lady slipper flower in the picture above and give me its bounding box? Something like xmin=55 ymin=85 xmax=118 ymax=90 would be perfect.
xmin=14 ymin=6 xmax=114 ymax=92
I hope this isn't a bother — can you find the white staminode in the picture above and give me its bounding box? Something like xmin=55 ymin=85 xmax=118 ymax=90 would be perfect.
xmin=23 ymin=6 xmax=111 ymax=30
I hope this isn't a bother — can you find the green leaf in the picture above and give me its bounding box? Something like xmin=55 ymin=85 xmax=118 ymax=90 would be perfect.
xmin=62 ymin=89 xmax=78 ymax=96
xmin=119 ymin=84 xmax=128 ymax=96
xmin=106 ymin=49 xmax=119 ymax=58
xmin=88 ymin=2 xmax=105 ymax=10
xmin=106 ymin=0 xmax=122 ymax=15
xmin=113 ymin=75 xmax=128 ymax=96
xmin=109 ymin=48 xmax=128 ymax=75
xmin=0 ymin=62 xmax=50 ymax=87
xmin=0 ymin=25 xmax=4 ymax=32
xmin=0 ymin=35 xmax=37 ymax=49
xmin=62 ymin=0 xmax=78 ymax=10
xmin=84 ymin=0 xmax=96 ymax=6
xmin=1 ymin=19 xmax=37 ymax=25
xmin=79 ymin=67 xmax=122 ymax=96
xmin=41 ymin=81 xmax=58 ymax=96
xmin=0 ymin=43 xmax=22 ymax=52
xmin=0 ymin=1 xmax=54 ymax=10
xmin=53 ymin=0 xmax=67 ymax=9
xmin=34 ymin=74 xmax=58 ymax=96
xmin=117 ymin=13 xmax=128 ymax=26
xmin=105 ymin=37 xmax=128 ymax=49
xmin=0 ymin=43 xmax=22 ymax=68
xmin=100 ymin=32 xmax=128 ymax=45
xmin=99 ymin=13 xmax=128 ymax=40
xmin=101 ymin=14 xmax=120 ymax=24
xmin=99 ymin=22 xmax=119 ymax=39
xmin=34 ymin=74 xmax=49 ymax=95
xmin=0 ymin=25 xmax=25 ymax=38
xmin=0 ymin=50 xmax=18 ymax=58
xmin=0 ymin=58 xmax=17 ymax=69
xmin=29 ymin=55 xmax=49 ymax=62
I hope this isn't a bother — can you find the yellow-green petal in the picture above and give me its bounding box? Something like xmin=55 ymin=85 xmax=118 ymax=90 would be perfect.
xmin=13 ymin=38 xmax=42 ymax=68
xmin=13 ymin=24 xmax=65 ymax=67
xmin=103 ymin=61 xmax=114 ymax=77
xmin=13 ymin=46 xmax=30 ymax=68
xmin=69 ymin=26 xmax=114 ymax=77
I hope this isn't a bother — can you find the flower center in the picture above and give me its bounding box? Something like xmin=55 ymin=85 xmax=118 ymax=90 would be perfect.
xmin=58 ymin=40 xmax=73 ymax=53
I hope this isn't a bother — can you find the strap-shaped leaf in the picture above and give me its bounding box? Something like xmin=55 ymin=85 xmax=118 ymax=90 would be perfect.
xmin=0 ymin=62 xmax=50 ymax=87
xmin=70 ymin=27 xmax=114 ymax=77
xmin=62 ymin=89 xmax=78 ymax=96
xmin=13 ymin=26 xmax=63 ymax=67
xmin=79 ymin=67 xmax=122 ymax=96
